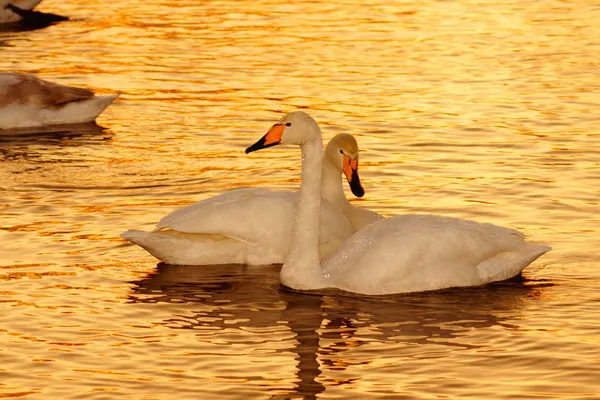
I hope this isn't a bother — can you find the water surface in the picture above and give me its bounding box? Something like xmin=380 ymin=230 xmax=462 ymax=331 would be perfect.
xmin=1 ymin=0 xmax=599 ymax=398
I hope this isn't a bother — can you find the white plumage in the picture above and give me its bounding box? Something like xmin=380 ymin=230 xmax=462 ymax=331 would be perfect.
xmin=121 ymin=134 xmax=382 ymax=265
xmin=246 ymin=111 xmax=551 ymax=295
xmin=322 ymin=214 xmax=550 ymax=294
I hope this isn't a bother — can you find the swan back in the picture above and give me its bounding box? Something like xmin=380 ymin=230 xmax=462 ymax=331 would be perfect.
xmin=0 ymin=73 xmax=118 ymax=129
xmin=0 ymin=73 xmax=94 ymax=108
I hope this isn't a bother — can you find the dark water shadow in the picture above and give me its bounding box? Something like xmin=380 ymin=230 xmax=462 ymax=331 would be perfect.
xmin=0 ymin=121 xmax=108 ymax=139
xmin=127 ymin=264 xmax=551 ymax=399
xmin=0 ymin=122 xmax=112 ymax=158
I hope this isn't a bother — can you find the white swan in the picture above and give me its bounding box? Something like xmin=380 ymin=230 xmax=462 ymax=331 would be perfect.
xmin=121 ymin=134 xmax=382 ymax=265
xmin=0 ymin=73 xmax=118 ymax=130
xmin=319 ymin=133 xmax=383 ymax=230
xmin=245 ymin=111 xmax=551 ymax=295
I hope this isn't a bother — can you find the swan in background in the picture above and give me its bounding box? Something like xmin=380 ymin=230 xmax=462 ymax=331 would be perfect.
xmin=1 ymin=0 xmax=41 ymax=23
xmin=0 ymin=72 xmax=118 ymax=129
xmin=1 ymin=1 xmax=67 ymax=25
xmin=245 ymin=111 xmax=551 ymax=295
xmin=121 ymin=134 xmax=381 ymax=265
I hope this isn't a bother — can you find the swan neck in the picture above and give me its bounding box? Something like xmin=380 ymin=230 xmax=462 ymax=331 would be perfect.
xmin=321 ymin=156 xmax=350 ymax=211
xmin=281 ymin=137 xmax=326 ymax=290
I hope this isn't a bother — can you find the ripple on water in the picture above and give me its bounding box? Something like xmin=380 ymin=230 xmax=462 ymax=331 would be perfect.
xmin=1 ymin=0 xmax=600 ymax=398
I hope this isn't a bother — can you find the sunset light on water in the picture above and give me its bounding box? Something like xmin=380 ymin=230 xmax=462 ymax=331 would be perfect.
xmin=1 ymin=0 xmax=599 ymax=398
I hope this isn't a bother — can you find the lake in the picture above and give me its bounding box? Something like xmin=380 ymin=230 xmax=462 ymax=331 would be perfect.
xmin=1 ymin=0 xmax=599 ymax=398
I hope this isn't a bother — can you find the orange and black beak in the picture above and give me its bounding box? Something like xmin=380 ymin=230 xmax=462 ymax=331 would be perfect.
xmin=342 ymin=155 xmax=365 ymax=198
xmin=245 ymin=123 xmax=286 ymax=154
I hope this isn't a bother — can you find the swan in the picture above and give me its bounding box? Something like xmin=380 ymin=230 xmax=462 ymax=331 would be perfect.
xmin=319 ymin=133 xmax=383 ymax=230
xmin=245 ymin=111 xmax=551 ymax=295
xmin=1 ymin=0 xmax=40 ymax=23
xmin=0 ymin=72 xmax=118 ymax=130
xmin=1 ymin=1 xmax=66 ymax=25
xmin=121 ymin=134 xmax=382 ymax=265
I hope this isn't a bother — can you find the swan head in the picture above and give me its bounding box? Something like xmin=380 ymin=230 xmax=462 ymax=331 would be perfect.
xmin=326 ymin=134 xmax=365 ymax=197
xmin=245 ymin=111 xmax=320 ymax=154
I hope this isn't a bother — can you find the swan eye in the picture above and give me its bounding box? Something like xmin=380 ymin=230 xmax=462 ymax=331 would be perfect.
xmin=339 ymin=149 xmax=343 ymax=154
xmin=286 ymin=122 xmax=291 ymax=127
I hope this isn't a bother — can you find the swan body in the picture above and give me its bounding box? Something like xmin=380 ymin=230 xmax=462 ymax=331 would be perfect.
xmin=245 ymin=111 xmax=551 ymax=295
xmin=122 ymin=134 xmax=380 ymax=265
xmin=0 ymin=73 xmax=117 ymax=129
xmin=322 ymin=214 xmax=549 ymax=294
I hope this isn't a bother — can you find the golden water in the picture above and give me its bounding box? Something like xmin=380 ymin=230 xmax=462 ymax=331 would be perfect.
xmin=1 ymin=0 xmax=599 ymax=398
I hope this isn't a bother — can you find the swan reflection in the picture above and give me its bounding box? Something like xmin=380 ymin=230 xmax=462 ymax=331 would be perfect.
xmin=128 ymin=263 xmax=550 ymax=398
xmin=0 ymin=121 xmax=109 ymax=141
xmin=0 ymin=122 xmax=112 ymax=159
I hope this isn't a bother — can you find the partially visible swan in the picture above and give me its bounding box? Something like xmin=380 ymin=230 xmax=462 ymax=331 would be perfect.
xmin=0 ymin=73 xmax=118 ymax=129
xmin=320 ymin=133 xmax=383 ymax=230
xmin=1 ymin=0 xmax=41 ymax=23
xmin=121 ymin=134 xmax=381 ymax=265
xmin=245 ymin=111 xmax=551 ymax=295
xmin=1 ymin=1 xmax=67 ymax=25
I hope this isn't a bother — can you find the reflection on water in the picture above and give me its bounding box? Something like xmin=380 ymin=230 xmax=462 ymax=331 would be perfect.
xmin=0 ymin=122 xmax=111 ymax=150
xmin=124 ymin=263 xmax=568 ymax=399
xmin=131 ymin=264 xmax=327 ymax=399
xmin=1 ymin=0 xmax=600 ymax=398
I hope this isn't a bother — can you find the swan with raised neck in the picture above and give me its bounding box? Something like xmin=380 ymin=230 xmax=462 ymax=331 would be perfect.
xmin=246 ymin=111 xmax=551 ymax=295
xmin=322 ymin=133 xmax=384 ymax=230
xmin=247 ymin=111 xmax=327 ymax=288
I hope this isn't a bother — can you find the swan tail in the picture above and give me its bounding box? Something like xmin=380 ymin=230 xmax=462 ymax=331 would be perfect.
xmin=121 ymin=229 xmax=166 ymax=258
xmin=477 ymin=243 xmax=551 ymax=283
xmin=82 ymin=94 xmax=119 ymax=121
xmin=120 ymin=229 xmax=253 ymax=265
xmin=120 ymin=229 xmax=149 ymax=245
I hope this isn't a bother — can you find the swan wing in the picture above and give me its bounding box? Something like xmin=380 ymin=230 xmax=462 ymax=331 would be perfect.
xmin=156 ymin=188 xmax=286 ymax=241
xmin=156 ymin=187 xmax=353 ymax=247
xmin=125 ymin=188 xmax=354 ymax=265
xmin=156 ymin=188 xmax=270 ymax=229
